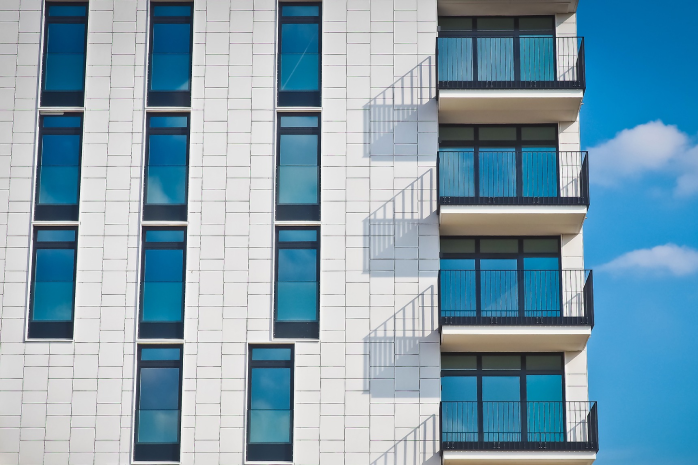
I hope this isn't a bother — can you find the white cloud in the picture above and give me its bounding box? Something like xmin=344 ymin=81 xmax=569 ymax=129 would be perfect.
xmin=588 ymin=121 xmax=698 ymax=196
xmin=599 ymin=244 xmax=698 ymax=276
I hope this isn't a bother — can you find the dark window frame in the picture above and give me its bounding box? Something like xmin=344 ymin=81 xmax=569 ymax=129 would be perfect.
xmin=40 ymin=2 xmax=89 ymax=107
xmin=439 ymin=16 xmax=556 ymax=37
xmin=143 ymin=113 xmax=190 ymax=221
xmin=440 ymin=236 xmax=561 ymax=267
xmin=274 ymin=226 xmax=320 ymax=339
xmin=275 ymin=113 xmax=321 ymax=221
xmin=139 ymin=227 xmax=187 ymax=339
xmin=34 ymin=113 xmax=84 ymax=221
xmin=147 ymin=2 xmax=194 ymax=107
xmin=277 ymin=2 xmax=322 ymax=107
xmin=134 ymin=344 xmax=184 ymax=462
xmin=28 ymin=226 xmax=78 ymax=339
xmin=246 ymin=344 xmax=295 ymax=462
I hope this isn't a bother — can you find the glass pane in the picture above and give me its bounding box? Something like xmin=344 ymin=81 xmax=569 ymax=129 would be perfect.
xmin=440 ymin=268 xmax=476 ymax=318
xmin=520 ymin=17 xmax=554 ymax=31
xmin=438 ymin=17 xmax=473 ymax=31
xmin=441 ymin=355 xmax=477 ymax=371
xmin=477 ymin=18 xmax=515 ymax=31
xmin=36 ymin=230 xmax=75 ymax=242
xmin=45 ymin=23 xmax=86 ymax=91
xmin=153 ymin=5 xmax=192 ymax=16
xmin=480 ymin=239 xmax=518 ymax=254
xmin=440 ymin=259 xmax=475 ymax=271
xmin=520 ymin=36 xmax=554 ymax=82
xmin=139 ymin=368 xmax=180 ymax=409
xmin=440 ymin=238 xmax=475 ymax=254
xmin=477 ymin=37 xmax=514 ymax=81
xmin=523 ymin=238 xmax=558 ymax=254
xmin=523 ymin=266 xmax=560 ymax=317
xmin=278 ymin=166 xmax=318 ymax=204
xmin=149 ymin=134 xmax=187 ymax=165
xmin=147 ymin=166 xmax=187 ymax=204
xmin=278 ymin=229 xmax=317 ymax=242
xmin=280 ymin=24 xmax=319 ymax=91
xmin=280 ymin=116 xmax=319 ymax=127
xmin=482 ymin=377 xmax=521 ymax=442
xmin=249 ymin=410 xmax=291 ymax=443
xmin=151 ymin=24 xmax=191 ymax=91
xmin=479 ymin=127 xmax=517 ymax=141
xmin=145 ymin=230 xmax=185 ymax=243
xmin=138 ymin=409 xmax=179 ymax=443
xmin=526 ymin=375 xmax=564 ymax=441
xmin=43 ymin=116 xmax=81 ymax=128
xmin=527 ymin=375 xmax=562 ymax=401
xmin=278 ymin=249 xmax=317 ymax=281
xmin=150 ymin=116 xmax=188 ymax=128
xmin=442 ymin=376 xmax=477 ymax=402
xmin=438 ymin=37 xmax=474 ymax=82
xmin=279 ymin=134 xmax=318 ymax=165
xmin=522 ymin=127 xmax=556 ymax=141
xmin=145 ymin=249 xmax=183 ymax=281
xmin=142 ymin=282 xmax=183 ymax=322
xmin=439 ymin=150 xmax=474 ymax=197
xmin=482 ymin=356 xmax=521 ymax=371
xmin=251 ymin=348 xmax=292 ymax=361
xmin=522 ymin=149 xmax=558 ymax=197
xmin=479 ymin=149 xmax=516 ymax=197
xmin=41 ymin=134 xmax=80 ymax=166
xmin=141 ymin=348 xmax=181 ymax=361
xmin=526 ymin=356 xmax=562 ymax=371
xmin=250 ymin=368 xmax=291 ymax=409
xmin=524 ymin=257 xmax=559 ymax=270
xmin=32 ymin=281 xmax=73 ymax=321
xmin=35 ymin=249 xmax=75 ymax=280
xmin=38 ymin=167 xmax=79 ymax=205
xmin=49 ymin=5 xmax=87 ymax=16
xmin=276 ymin=281 xmax=318 ymax=321
xmin=282 ymin=5 xmax=319 ymax=16
xmin=440 ymin=127 xmax=475 ymax=141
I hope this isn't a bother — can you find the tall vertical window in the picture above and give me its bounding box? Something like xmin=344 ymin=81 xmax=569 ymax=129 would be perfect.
xmin=144 ymin=114 xmax=189 ymax=221
xmin=35 ymin=114 xmax=83 ymax=221
xmin=28 ymin=228 xmax=78 ymax=339
xmin=148 ymin=3 xmax=193 ymax=107
xmin=276 ymin=114 xmax=320 ymax=221
xmin=139 ymin=228 xmax=186 ymax=339
xmin=41 ymin=3 xmax=88 ymax=107
xmin=247 ymin=346 xmax=294 ymax=462
xmin=134 ymin=345 xmax=183 ymax=462
xmin=274 ymin=228 xmax=320 ymax=339
xmin=278 ymin=4 xmax=321 ymax=107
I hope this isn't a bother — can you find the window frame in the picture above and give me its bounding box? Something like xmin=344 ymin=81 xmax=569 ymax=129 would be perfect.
xmin=34 ymin=113 xmax=84 ymax=221
xmin=246 ymin=344 xmax=295 ymax=462
xmin=274 ymin=226 xmax=320 ymax=339
xmin=28 ymin=226 xmax=79 ymax=339
xmin=40 ymin=2 xmax=89 ymax=107
xmin=134 ymin=344 xmax=184 ymax=462
xmin=147 ymin=2 xmax=194 ymax=107
xmin=277 ymin=2 xmax=322 ymax=107
xmin=439 ymin=16 xmax=556 ymax=37
xmin=143 ymin=113 xmax=190 ymax=221
xmin=440 ymin=236 xmax=561 ymax=266
xmin=138 ymin=227 xmax=187 ymax=339
xmin=276 ymin=112 xmax=321 ymax=221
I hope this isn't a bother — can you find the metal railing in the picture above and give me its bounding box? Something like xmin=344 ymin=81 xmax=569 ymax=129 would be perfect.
xmin=437 ymin=36 xmax=586 ymax=90
xmin=439 ymin=270 xmax=594 ymax=327
xmin=438 ymin=151 xmax=589 ymax=206
xmin=440 ymin=401 xmax=598 ymax=451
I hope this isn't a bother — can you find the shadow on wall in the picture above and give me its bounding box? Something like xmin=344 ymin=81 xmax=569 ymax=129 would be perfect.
xmin=371 ymin=415 xmax=441 ymax=465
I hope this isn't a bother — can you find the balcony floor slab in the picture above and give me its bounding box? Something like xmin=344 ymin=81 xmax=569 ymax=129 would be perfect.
xmin=441 ymin=326 xmax=592 ymax=352
xmin=438 ymin=0 xmax=579 ymax=16
xmin=443 ymin=451 xmax=596 ymax=465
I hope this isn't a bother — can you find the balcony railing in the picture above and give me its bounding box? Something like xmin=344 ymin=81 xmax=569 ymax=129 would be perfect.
xmin=438 ymin=151 xmax=589 ymax=206
xmin=441 ymin=401 xmax=599 ymax=452
xmin=437 ymin=36 xmax=586 ymax=90
xmin=439 ymin=270 xmax=594 ymax=327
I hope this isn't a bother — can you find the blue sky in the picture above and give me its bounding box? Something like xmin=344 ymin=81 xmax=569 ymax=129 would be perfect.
xmin=578 ymin=1 xmax=698 ymax=463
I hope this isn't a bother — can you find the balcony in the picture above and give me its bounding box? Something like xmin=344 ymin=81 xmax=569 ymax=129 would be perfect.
xmin=438 ymin=151 xmax=589 ymax=235
xmin=437 ymin=36 xmax=586 ymax=123
xmin=438 ymin=0 xmax=579 ymax=16
xmin=441 ymin=401 xmax=598 ymax=465
xmin=440 ymin=270 xmax=594 ymax=352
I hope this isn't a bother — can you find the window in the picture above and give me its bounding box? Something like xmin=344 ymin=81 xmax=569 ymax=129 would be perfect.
xmin=139 ymin=228 xmax=186 ymax=339
xmin=274 ymin=228 xmax=319 ymax=339
xmin=278 ymin=4 xmax=321 ymax=107
xmin=441 ymin=353 xmax=564 ymax=444
xmin=276 ymin=114 xmax=320 ymax=221
xmin=28 ymin=227 xmax=78 ymax=339
xmin=41 ymin=3 xmax=88 ymax=107
xmin=134 ymin=345 xmax=183 ymax=462
xmin=439 ymin=124 xmax=559 ymax=199
xmin=34 ymin=114 xmax=83 ymax=221
xmin=247 ymin=346 xmax=294 ymax=462
xmin=148 ymin=3 xmax=193 ymax=107
xmin=144 ymin=114 xmax=189 ymax=221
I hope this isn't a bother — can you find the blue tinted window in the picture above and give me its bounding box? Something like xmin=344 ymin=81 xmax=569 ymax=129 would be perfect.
xmin=278 ymin=229 xmax=317 ymax=242
xmin=49 ymin=5 xmax=86 ymax=16
xmin=276 ymin=228 xmax=319 ymax=324
xmin=141 ymin=348 xmax=181 ymax=361
xmin=36 ymin=229 xmax=76 ymax=242
xmin=280 ymin=24 xmax=319 ymax=91
xmin=280 ymin=116 xmax=319 ymax=128
xmin=278 ymin=132 xmax=319 ymax=205
xmin=252 ymin=348 xmax=293 ymax=361
xmin=145 ymin=230 xmax=185 ymax=243
xmin=43 ymin=116 xmax=81 ymax=128
xmin=146 ymin=134 xmax=187 ymax=205
xmin=142 ymin=248 xmax=184 ymax=323
xmin=282 ymin=5 xmax=320 ymax=16
xmin=153 ymin=5 xmax=192 ymax=16
xmin=38 ymin=133 xmax=81 ymax=205
xmin=44 ymin=23 xmax=86 ymax=91
xmin=150 ymin=116 xmax=188 ymax=128
xmin=150 ymin=23 xmax=192 ymax=92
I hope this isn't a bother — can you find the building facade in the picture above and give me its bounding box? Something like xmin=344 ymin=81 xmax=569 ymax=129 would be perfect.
xmin=0 ymin=0 xmax=597 ymax=464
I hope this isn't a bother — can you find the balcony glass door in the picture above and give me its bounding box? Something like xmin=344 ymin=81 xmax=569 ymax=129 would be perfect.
xmin=480 ymin=259 xmax=518 ymax=317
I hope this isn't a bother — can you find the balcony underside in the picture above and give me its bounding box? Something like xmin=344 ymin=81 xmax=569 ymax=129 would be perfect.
xmin=438 ymin=0 xmax=579 ymax=16
xmin=443 ymin=451 xmax=596 ymax=465
xmin=439 ymin=205 xmax=587 ymax=236
xmin=441 ymin=326 xmax=591 ymax=352
xmin=438 ymin=89 xmax=584 ymax=124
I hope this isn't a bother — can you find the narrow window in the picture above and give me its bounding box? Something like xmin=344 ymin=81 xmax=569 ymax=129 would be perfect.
xmin=134 ymin=345 xmax=183 ymax=462
xmin=28 ymin=227 xmax=78 ymax=339
xmin=276 ymin=114 xmax=320 ymax=221
xmin=35 ymin=114 xmax=83 ymax=221
xmin=41 ymin=3 xmax=88 ymax=107
xmin=247 ymin=346 xmax=294 ymax=462
xmin=278 ymin=4 xmax=321 ymax=107
xmin=139 ymin=228 xmax=186 ymax=339
xmin=148 ymin=3 xmax=193 ymax=107
xmin=144 ymin=114 xmax=189 ymax=221
xmin=275 ymin=228 xmax=320 ymax=339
